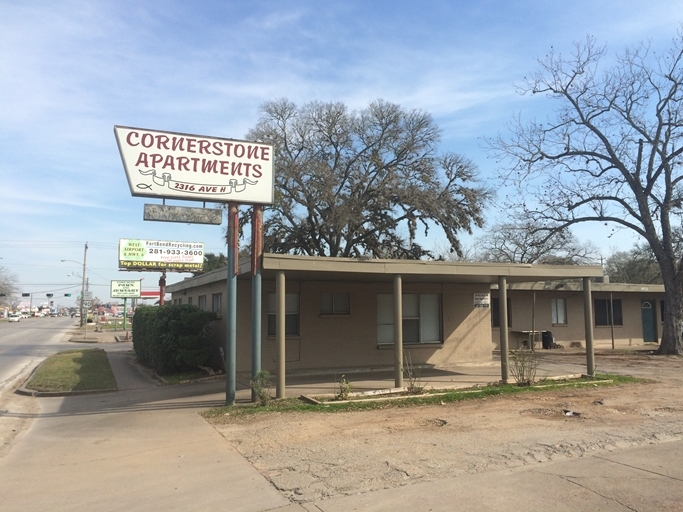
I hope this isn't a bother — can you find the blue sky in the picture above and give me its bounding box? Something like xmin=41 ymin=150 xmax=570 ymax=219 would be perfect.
xmin=1 ymin=0 xmax=681 ymax=307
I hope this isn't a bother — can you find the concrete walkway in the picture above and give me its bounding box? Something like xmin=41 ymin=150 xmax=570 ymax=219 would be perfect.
xmin=1 ymin=334 xmax=680 ymax=511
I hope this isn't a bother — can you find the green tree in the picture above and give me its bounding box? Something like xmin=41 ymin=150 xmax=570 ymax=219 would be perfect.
xmin=490 ymin=33 xmax=683 ymax=355
xmin=605 ymin=243 xmax=665 ymax=284
xmin=193 ymin=252 xmax=227 ymax=276
xmin=245 ymin=98 xmax=492 ymax=259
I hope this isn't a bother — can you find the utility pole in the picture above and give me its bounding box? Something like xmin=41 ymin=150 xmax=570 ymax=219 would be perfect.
xmin=80 ymin=242 xmax=88 ymax=327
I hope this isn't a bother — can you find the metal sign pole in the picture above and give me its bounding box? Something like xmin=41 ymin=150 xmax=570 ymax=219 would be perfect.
xmin=226 ymin=202 xmax=239 ymax=405
xmin=251 ymin=205 xmax=263 ymax=402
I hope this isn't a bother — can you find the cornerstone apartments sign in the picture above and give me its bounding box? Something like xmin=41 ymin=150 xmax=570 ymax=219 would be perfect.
xmin=114 ymin=126 xmax=274 ymax=204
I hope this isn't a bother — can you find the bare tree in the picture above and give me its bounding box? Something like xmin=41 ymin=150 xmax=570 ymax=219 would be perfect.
xmin=489 ymin=32 xmax=683 ymax=354
xmin=475 ymin=220 xmax=599 ymax=264
xmin=244 ymin=98 xmax=492 ymax=259
xmin=0 ymin=266 xmax=18 ymax=309
xmin=605 ymin=244 xmax=662 ymax=284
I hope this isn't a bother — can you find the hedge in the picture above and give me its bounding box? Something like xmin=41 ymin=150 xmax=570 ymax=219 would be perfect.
xmin=132 ymin=304 xmax=217 ymax=375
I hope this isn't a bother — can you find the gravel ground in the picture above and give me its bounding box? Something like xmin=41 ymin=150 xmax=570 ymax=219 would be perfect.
xmin=208 ymin=352 xmax=683 ymax=503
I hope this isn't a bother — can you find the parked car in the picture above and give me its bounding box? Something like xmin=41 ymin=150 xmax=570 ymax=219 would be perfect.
xmin=8 ymin=313 xmax=21 ymax=322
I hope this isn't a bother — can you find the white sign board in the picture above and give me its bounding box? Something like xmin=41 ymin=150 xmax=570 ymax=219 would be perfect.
xmin=473 ymin=292 xmax=490 ymax=308
xmin=111 ymin=280 xmax=142 ymax=298
xmin=114 ymin=125 xmax=274 ymax=204
xmin=118 ymin=239 xmax=204 ymax=271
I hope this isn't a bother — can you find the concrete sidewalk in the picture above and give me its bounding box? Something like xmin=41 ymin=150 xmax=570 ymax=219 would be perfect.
xmin=1 ymin=333 xmax=679 ymax=511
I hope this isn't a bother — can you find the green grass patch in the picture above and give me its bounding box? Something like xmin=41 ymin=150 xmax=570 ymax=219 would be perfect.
xmin=96 ymin=321 xmax=131 ymax=331
xmin=27 ymin=349 xmax=117 ymax=392
xmin=201 ymin=373 xmax=645 ymax=423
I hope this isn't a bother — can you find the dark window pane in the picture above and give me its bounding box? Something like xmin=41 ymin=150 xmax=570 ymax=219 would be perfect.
xmin=491 ymin=298 xmax=511 ymax=327
xmin=402 ymin=319 xmax=420 ymax=343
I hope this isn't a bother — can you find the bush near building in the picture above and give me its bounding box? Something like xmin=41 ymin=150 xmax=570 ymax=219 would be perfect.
xmin=132 ymin=304 xmax=217 ymax=375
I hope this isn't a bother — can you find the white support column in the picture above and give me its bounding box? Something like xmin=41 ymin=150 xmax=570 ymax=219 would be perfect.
xmin=498 ymin=276 xmax=509 ymax=383
xmin=276 ymin=270 xmax=286 ymax=398
xmin=583 ymin=277 xmax=595 ymax=377
xmin=393 ymin=275 xmax=403 ymax=388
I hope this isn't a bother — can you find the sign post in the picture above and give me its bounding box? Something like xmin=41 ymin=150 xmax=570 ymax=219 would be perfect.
xmin=82 ymin=299 xmax=93 ymax=338
xmin=110 ymin=280 xmax=142 ymax=332
xmin=114 ymin=125 xmax=275 ymax=406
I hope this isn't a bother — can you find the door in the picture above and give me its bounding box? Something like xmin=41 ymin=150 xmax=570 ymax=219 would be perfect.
xmin=641 ymin=300 xmax=657 ymax=343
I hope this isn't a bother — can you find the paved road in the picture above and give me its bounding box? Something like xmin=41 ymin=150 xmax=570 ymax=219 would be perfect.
xmin=0 ymin=316 xmax=75 ymax=393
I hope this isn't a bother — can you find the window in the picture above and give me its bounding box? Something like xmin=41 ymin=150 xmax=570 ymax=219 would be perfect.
xmin=320 ymin=292 xmax=350 ymax=315
xmin=188 ymin=297 xmax=193 ymax=306
xmin=491 ymin=298 xmax=512 ymax=328
xmin=267 ymin=293 xmax=299 ymax=336
xmin=551 ymin=298 xmax=567 ymax=325
xmin=177 ymin=298 xmax=182 ymax=305
xmin=377 ymin=293 xmax=441 ymax=345
xmin=594 ymin=298 xmax=623 ymax=326
xmin=211 ymin=293 xmax=222 ymax=314
xmin=198 ymin=295 xmax=207 ymax=310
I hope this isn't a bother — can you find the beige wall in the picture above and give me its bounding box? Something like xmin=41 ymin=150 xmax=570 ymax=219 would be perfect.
xmin=172 ymin=279 xmax=494 ymax=373
xmin=491 ymin=289 xmax=663 ymax=349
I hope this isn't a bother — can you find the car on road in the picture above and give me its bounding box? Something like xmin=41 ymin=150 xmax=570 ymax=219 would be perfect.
xmin=8 ymin=313 xmax=21 ymax=322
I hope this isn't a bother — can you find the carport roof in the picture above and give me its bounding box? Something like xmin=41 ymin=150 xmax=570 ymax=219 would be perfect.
xmin=168 ymin=254 xmax=604 ymax=291
xmin=258 ymin=254 xmax=603 ymax=284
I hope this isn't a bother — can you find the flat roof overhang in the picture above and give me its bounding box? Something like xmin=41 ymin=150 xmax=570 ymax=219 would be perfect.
xmin=256 ymin=254 xmax=603 ymax=285
xmin=167 ymin=253 xmax=604 ymax=293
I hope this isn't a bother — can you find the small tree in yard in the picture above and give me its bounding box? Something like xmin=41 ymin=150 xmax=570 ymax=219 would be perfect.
xmin=490 ymin=31 xmax=683 ymax=355
xmin=506 ymin=350 xmax=540 ymax=386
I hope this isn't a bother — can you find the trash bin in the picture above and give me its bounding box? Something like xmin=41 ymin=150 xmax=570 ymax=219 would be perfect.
xmin=542 ymin=330 xmax=554 ymax=349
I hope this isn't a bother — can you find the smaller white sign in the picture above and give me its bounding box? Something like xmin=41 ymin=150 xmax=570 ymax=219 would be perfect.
xmin=474 ymin=293 xmax=490 ymax=308
xmin=83 ymin=300 xmax=93 ymax=308
xmin=111 ymin=280 xmax=142 ymax=298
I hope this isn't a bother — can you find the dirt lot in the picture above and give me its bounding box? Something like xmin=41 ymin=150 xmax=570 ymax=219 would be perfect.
xmin=209 ymin=352 xmax=683 ymax=503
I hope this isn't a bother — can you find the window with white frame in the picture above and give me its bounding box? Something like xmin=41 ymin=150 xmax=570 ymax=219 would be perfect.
xmin=198 ymin=295 xmax=207 ymax=310
xmin=377 ymin=293 xmax=441 ymax=345
xmin=268 ymin=293 xmax=299 ymax=336
xmin=320 ymin=292 xmax=350 ymax=315
xmin=551 ymin=298 xmax=567 ymax=325
xmin=188 ymin=297 xmax=193 ymax=306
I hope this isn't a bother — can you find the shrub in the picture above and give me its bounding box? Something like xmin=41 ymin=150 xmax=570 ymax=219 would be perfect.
xmin=506 ymin=349 xmax=540 ymax=386
xmin=336 ymin=375 xmax=352 ymax=400
xmin=250 ymin=370 xmax=272 ymax=406
xmin=132 ymin=305 xmax=217 ymax=375
xmin=402 ymin=351 xmax=426 ymax=394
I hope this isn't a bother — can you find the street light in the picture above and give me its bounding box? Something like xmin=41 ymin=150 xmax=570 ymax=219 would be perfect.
xmin=61 ymin=242 xmax=88 ymax=327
